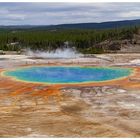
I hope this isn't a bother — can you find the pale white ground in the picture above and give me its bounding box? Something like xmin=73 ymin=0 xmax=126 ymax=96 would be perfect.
xmin=1 ymin=53 xmax=140 ymax=68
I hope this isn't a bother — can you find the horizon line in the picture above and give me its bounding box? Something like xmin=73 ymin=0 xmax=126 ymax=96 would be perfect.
xmin=0 ymin=18 xmax=140 ymax=26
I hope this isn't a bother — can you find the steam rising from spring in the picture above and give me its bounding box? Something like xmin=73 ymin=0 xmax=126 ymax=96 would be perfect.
xmin=26 ymin=48 xmax=82 ymax=59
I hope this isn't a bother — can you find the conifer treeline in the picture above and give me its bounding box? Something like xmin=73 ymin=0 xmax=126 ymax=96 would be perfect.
xmin=0 ymin=26 xmax=139 ymax=53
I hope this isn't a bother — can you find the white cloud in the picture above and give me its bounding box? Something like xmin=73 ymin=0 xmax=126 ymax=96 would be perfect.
xmin=121 ymin=11 xmax=140 ymax=18
xmin=0 ymin=3 xmax=140 ymax=25
xmin=8 ymin=14 xmax=26 ymax=20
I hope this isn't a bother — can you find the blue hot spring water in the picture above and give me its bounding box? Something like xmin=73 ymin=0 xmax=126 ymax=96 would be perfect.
xmin=4 ymin=66 xmax=132 ymax=84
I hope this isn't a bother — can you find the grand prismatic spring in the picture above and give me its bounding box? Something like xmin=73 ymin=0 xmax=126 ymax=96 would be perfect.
xmin=0 ymin=54 xmax=140 ymax=137
xmin=3 ymin=66 xmax=133 ymax=85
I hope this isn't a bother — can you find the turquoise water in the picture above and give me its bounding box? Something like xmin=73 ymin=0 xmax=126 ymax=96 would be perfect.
xmin=4 ymin=66 xmax=132 ymax=84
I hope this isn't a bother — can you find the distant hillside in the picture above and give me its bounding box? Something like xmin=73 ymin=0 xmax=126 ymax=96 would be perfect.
xmin=0 ymin=24 xmax=139 ymax=54
xmin=45 ymin=19 xmax=140 ymax=30
xmin=0 ymin=19 xmax=140 ymax=31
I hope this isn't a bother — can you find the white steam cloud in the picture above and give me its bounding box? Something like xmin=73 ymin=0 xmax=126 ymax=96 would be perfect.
xmin=26 ymin=48 xmax=82 ymax=59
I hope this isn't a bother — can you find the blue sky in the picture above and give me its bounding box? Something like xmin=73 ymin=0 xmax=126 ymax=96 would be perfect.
xmin=0 ymin=3 xmax=140 ymax=25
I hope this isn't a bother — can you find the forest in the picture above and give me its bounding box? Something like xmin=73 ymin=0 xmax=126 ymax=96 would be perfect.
xmin=0 ymin=25 xmax=139 ymax=54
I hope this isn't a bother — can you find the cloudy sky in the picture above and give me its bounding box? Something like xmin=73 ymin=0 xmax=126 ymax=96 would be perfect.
xmin=0 ymin=3 xmax=140 ymax=25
